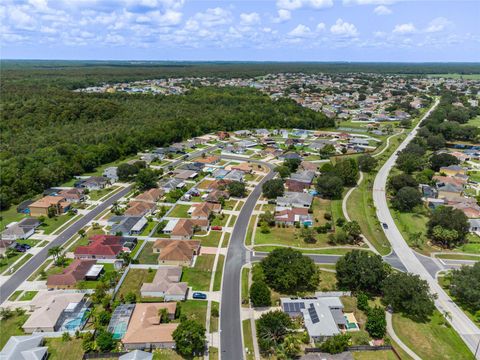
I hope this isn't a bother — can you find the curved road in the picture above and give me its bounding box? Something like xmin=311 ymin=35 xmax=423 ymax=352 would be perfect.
xmin=373 ymin=99 xmax=480 ymax=358
xmin=219 ymin=156 xmax=276 ymax=360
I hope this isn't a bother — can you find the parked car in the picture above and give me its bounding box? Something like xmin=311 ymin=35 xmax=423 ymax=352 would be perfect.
xmin=192 ymin=292 xmax=207 ymax=300
xmin=14 ymin=245 xmax=27 ymax=252
xmin=382 ymin=223 xmax=388 ymax=229
xmin=211 ymin=226 xmax=222 ymax=231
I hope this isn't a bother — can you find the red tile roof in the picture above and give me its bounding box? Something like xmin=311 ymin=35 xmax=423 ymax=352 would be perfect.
xmin=74 ymin=235 xmax=124 ymax=257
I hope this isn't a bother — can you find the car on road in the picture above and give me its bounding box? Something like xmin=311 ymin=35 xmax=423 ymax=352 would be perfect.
xmin=192 ymin=292 xmax=207 ymax=300
xmin=382 ymin=223 xmax=388 ymax=229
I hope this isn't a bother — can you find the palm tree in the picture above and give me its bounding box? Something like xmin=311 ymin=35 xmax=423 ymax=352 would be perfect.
xmin=48 ymin=246 xmax=62 ymax=264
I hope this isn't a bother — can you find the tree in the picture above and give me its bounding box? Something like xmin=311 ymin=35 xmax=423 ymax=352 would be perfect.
xmin=284 ymin=158 xmax=301 ymax=173
xmin=117 ymin=163 xmax=138 ymax=181
xmin=336 ymin=250 xmax=389 ymax=295
xmin=358 ymin=154 xmax=378 ymax=173
xmin=48 ymin=246 xmax=63 ymax=265
xmin=135 ymin=168 xmax=158 ymax=190
xmin=227 ymin=181 xmax=246 ymax=198
xmin=262 ymin=179 xmax=284 ymax=199
xmin=261 ymin=248 xmax=319 ymax=294
xmin=400 ymin=119 xmax=412 ymax=128
xmin=95 ymin=330 xmax=116 ymax=352
xmin=250 ymin=281 xmax=271 ymax=307
xmin=259 ymin=210 xmax=275 ymax=227
xmin=427 ymin=134 xmax=446 ymax=150
xmin=172 ymin=319 xmax=206 ymax=356
xmin=319 ymin=144 xmax=336 ymax=159
xmin=392 ymin=186 xmax=422 ymax=212
xmin=389 ymin=174 xmax=418 ymax=194
xmin=334 ymin=158 xmax=359 ymax=187
xmin=124 ymin=291 xmax=137 ymax=303
xmin=365 ymin=306 xmax=386 ymax=339
xmin=430 ymin=153 xmax=460 ymax=171
xmin=300 ymin=226 xmax=317 ymax=244
xmin=256 ymin=310 xmax=292 ymax=353
xmin=427 ymin=206 xmax=469 ymax=247
xmin=396 ymin=152 xmax=423 ymax=174
xmin=319 ymin=334 xmax=351 ymax=354
xmin=343 ymin=221 xmax=362 ymax=243
xmin=275 ymin=165 xmax=291 ymax=179
xmin=278 ymin=335 xmax=302 ymax=359
xmin=357 ymin=292 xmax=370 ymax=312
xmin=78 ymin=229 xmax=86 ymax=238
xmin=159 ymin=308 xmax=171 ymax=323
xmin=382 ymin=272 xmax=435 ymax=321
xmin=97 ymin=310 xmax=111 ymax=326
xmin=449 ymin=262 xmax=480 ymax=311
xmin=315 ymin=174 xmax=344 ymax=200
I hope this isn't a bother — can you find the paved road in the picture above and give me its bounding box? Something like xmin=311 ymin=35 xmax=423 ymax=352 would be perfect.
xmin=220 ymin=157 xmax=275 ymax=360
xmin=372 ymin=99 xmax=480 ymax=358
xmin=0 ymin=185 xmax=133 ymax=304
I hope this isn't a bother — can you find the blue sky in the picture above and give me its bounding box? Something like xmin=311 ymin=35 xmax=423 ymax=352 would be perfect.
xmin=1 ymin=0 xmax=479 ymax=61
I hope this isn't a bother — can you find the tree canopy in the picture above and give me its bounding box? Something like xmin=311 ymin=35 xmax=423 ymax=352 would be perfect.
xmin=262 ymin=179 xmax=285 ymax=199
xmin=172 ymin=319 xmax=206 ymax=356
xmin=449 ymin=262 xmax=480 ymax=311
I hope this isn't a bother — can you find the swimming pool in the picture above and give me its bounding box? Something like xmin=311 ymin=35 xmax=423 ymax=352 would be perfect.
xmin=60 ymin=306 xmax=90 ymax=331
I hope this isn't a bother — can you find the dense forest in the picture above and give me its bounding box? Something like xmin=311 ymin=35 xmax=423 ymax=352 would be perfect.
xmin=0 ymin=63 xmax=336 ymax=209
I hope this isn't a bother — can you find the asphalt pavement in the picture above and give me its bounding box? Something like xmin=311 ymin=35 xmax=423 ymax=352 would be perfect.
xmin=372 ymin=99 xmax=480 ymax=358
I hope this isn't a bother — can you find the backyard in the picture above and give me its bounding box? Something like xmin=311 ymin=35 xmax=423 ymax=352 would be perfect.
xmin=0 ymin=313 xmax=29 ymax=348
xmin=137 ymin=241 xmax=158 ymax=264
xmin=115 ymin=268 xmax=156 ymax=301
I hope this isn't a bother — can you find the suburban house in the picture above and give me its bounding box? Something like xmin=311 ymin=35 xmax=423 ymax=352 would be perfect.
xmin=276 ymin=192 xmax=313 ymax=208
xmin=275 ymin=207 xmax=313 ymax=227
xmin=217 ymin=131 xmax=230 ymax=140
xmin=108 ymin=216 xmax=148 ymax=235
xmin=469 ymin=219 xmax=480 ymax=233
xmin=159 ymin=178 xmax=185 ymax=193
xmin=223 ymin=170 xmax=244 ymax=182
xmin=436 ymin=182 xmax=463 ymax=201
xmin=195 ymin=155 xmax=220 ymax=165
xmin=22 ymin=292 xmax=88 ymax=333
xmin=134 ymin=188 xmax=164 ymax=203
xmin=229 ymin=162 xmax=253 ymax=173
xmin=76 ymin=176 xmax=110 ymax=191
xmin=300 ymin=161 xmax=319 ymax=172
xmin=419 ymin=184 xmax=438 ymax=199
xmin=122 ymin=303 xmax=178 ymax=350
xmin=281 ymin=294 xmax=354 ymax=342
xmin=152 ymin=239 xmax=201 ymax=266
xmin=0 ymin=218 xmax=40 ymax=241
xmin=190 ymin=202 xmax=221 ymax=220
xmin=0 ymin=334 xmax=48 ymax=360
xmin=174 ymin=170 xmax=198 ymax=181
xmin=58 ymin=188 xmax=85 ymax=203
xmin=28 ymin=196 xmax=70 ymax=217
xmin=46 ymin=259 xmax=98 ymax=289
xmin=279 ymin=152 xmax=302 ymax=161
xmin=107 ymin=304 xmax=136 ymax=340
xmin=125 ymin=201 xmax=156 ymax=217
xmin=74 ymin=235 xmax=137 ymax=260
xmin=164 ymin=219 xmax=209 ymax=240
xmin=103 ymin=167 xmax=119 ymax=183
xmin=286 ymin=179 xmax=310 ymax=193
xmin=290 ymin=170 xmax=315 ymax=184
xmin=439 ymin=165 xmax=466 ymax=177
xmin=448 ymin=199 xmax=480 ymax=218
xmin=205 ymin=190 xmax=230 ymax=203
xmin=140 ymin=266 xmax=188 ymax=301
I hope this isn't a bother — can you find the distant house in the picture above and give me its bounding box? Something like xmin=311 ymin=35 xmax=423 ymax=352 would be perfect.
xmin=28 ymin=196 xmax=70 ymax=217
xmin=217 ymin=131 xmax=230 ymax=140
xmin=74 ymin=235 xmax=136 ymax=260
xmin=255 ymin=129 xmax=270 ymax=136
xmin=152 ymin=239 xmax=201 ymax=266
xmin=439 ymin=165 xmax=466 ymax=177
xmin=46 ymin=259 xmax=98 ymax=289
xmin=285 ymin=180 xmax=310 ymax=193
xmin=0 ymin=334 xmax=48 ymax=360
xmin=159 ymin=178 xmax=184 ymax=193
xmin=181 ymin=162 xmax=205 ymax=172
xmin=190 ymin=202 xmax=221 ymax=221
xmin=419 ymin=184 xmax=438 ymax=199
xmin=108 ymin=216 xmax=148 ymax=235
xmin=134 ymin=188 xmax=164 ymax=203
xmin=279 ymin=152 xmax=302 ymax=161
xmin=76 ymin=176 xmax=110 ymax=191
xmin=300 ymin=161 xmax=319 ymax=172
xmin=223 ymin=170 xmax=244 ymax=182
xmin=436 ymin=182 xmax=463 ymax=202
xmin=350 ymin=138 xmax=369 ymax=146
xmin=122 ymin=303 xmax=178 ymax=350
xmin=290 ymin=170 xmax=315 ymax=184
xmin=103 ymin=167 xmax=119 ymax=183
xmin=0 ymin=218 xmax=40 ymax=241
xmin=275 ymin=208 xmax=313 ymax=226
xmin=140 ymin=267 xmax=188 ymax=301
xmin=125 ymin=201 xmax=156 ymax=217
xmin=58 ymin=188 xmax=85 ymax=203
xmin=195 ymin=155 xmax=220 ymax=165
xmin=174 ymin=170 xmax=198 ymax=181
xmin=449 ymin=199 xmax=480 ymax=218
xmin=229 ymin=162 xmax=253 ymax=173
xmin=166 ymin=219 xmax=209 ymax=240
xmin=205 ymin=190 xmax=230 ymax=204
xmin=276 ymin=192 xmax=313 ymax=208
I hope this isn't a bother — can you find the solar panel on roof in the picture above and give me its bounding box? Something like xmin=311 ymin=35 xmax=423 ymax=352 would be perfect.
xmin=308 ymin=305 xmax=319 ymax=324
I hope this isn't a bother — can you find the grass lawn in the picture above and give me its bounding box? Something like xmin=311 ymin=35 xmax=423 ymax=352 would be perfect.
xmin=169 ymin=204 xmax=191 ymax=218
xmin=210 ymin=301 xmax=219 ymax=332
xmin=391 ymin=207 xmax=433 ymax=254
xmin=245 ymin=216 xmax=256 ymax=246
xmin=19 ymin=291 xmax=38 ymax=301
xmin=198 ymin=179 xmax=214 ymax=190
xmin=178 ymin=300 xmax=208 ymax=324
xmin=209 ymin=347 xmax=218 ymax=360
xmin=37 ymin=240 xmax=49 ymax=247
xmin=8 ymin=253 xmax=33 ymax=274
xmin=227 ymin=214 xmax=238 ymax=227
xmin=436 ymin=254 xmax=480 ymax=261
xmin=317 ymin=269 xmax=337 ymax=291
xmin=137 ymin=241 xmax=158 ymax=264
xmin=213 ymin=255 xmax=225 ymax=291
xmin=427 ymin=73 xmax=480 ymax=80
xmin=140 ymin=221 xmax=158 ymax=236
xmin=243 ymin=319 xmax=255 ymax=360
xmin=392 ymin=311 xmax=474 ymax=360
xmin=347 ymin=173 xmax=391 ymax=255
xmin=182 ymin=254 xmax=215 ymax=291
xmin=0 ymin=252 xmax=23 ymax=274
xmin=311 ymin=198 xmax=331 ymax=226
xmin=223 ymin=199 xmax=238 ymax=210
xmin=116 ymin=268 xmax=156 ymax=301
xmin=0 ymin=206 xmax=29 ymax=230
xmin=241 ymin=267 xmax=250 ymax=307
xmin=8 ymin=290 xmax=22 ymax=301
xmin=45 ymin=338 xmax=84 ymax=360
xmin=130 ymin=239 xmax=145 ymax=258
xmin=222 ymin=232 xmax=230 ymax=248
xmin=194 ymin=231 xmax=222 ymax=247
xmin=152 ymin=349 xmax=196 ymax=360
xmin=28 ymin=259 xmax=53 ymax=281
xmin=88 ymin=186 xmax=120 ymax=201
xmin=211 ymin=213 xmax=229 ymax=227
xmin=253 ymin=245 xmax=362 ymax=255
xmin=40 ymin=213 xmax=78 ymax=235
xmin=254 ymin=225 xmax=331 ymax=248
xmin=352 ymin=351 xmax=397 ymax=360
xmin=15 ymin=239 xmax=40 ymax=247
xmin=0 ymin=313 xmax=29 ymax=348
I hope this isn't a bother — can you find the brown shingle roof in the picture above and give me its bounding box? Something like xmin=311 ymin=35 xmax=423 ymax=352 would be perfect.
xmin=153 ymin=239 xmax=200 ymax=262
xmin=46 ymin=259 xmax=96 ymax=287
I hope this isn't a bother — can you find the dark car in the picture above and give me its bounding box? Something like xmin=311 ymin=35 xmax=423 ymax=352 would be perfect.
xmin=382 ymin=223 xmax=388 ymax=229
xmin=14 ymin=245 xmax=27 ymax=252
xmin=192 ymin=292 xmax=207 ymax=300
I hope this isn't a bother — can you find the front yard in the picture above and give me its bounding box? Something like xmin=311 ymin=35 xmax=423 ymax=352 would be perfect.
xmin=254 ymin=224 xmax=331 ymax=248
xmin=115 ymin=268 xmax=157 ymax=302
xmin=181 ymin=254 xmax=215 ymax=291
xmin=168 ymin=204 xmax=192 ymax=218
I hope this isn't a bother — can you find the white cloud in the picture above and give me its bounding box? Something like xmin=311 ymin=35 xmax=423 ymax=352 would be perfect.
xmin=240 ymin=12 xmax=260 ymax=26
xmin=8 ymin=6 xmax=36 ymax=30
xmin=393 ymin=22 xmax=416 ymax=34
xmin=373 ymin=5 xmax=392 ymax=15
xmin=192 ymin=7 xmax=232 ymax=27
xmin=104 ymin=33 xmax=125 ymax=45
xmin=425 ymin=17 xmax=452 ymax=33
xmin=330 ymin=18 xmax=358 ymax=37
xmin=288 ymin=24 xmax=313 ymax=38
xmin=343 ymin=0 xmax=395 ymax=5
xmin=276 ymin=0 xmax=333 ymax=10
xmin=272 ymin=9 xmax=291 ymax=23
xmin=316 ymin=22 xmax=326 ymax=32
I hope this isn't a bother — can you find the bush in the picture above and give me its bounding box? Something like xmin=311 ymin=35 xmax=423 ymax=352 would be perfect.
xmin=250 ymin=281 xmax=272 ymax=307
xmin=318 ymin=333 xmax=351 ymax=354
xmin=365 ymin=306 xmax=386 ymax=339
xmin=357 ymin=292 xmax=369 ymax=312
